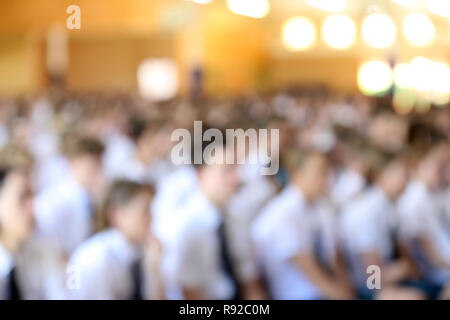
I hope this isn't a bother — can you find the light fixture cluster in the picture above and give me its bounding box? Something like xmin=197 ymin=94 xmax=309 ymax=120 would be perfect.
xmin=282 ymin=12 xmax=437 ymax=52
xmin=357 ymin=58 xmax=450 ymax=110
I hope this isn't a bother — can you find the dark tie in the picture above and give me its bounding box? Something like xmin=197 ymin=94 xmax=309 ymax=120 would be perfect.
xmin=217 ymin=221 xmax=240 ymax=300
xmin=130 ymin=258 xmax=143 ymax=300
xmin=6 ymin=266 xmax=22 ymax=300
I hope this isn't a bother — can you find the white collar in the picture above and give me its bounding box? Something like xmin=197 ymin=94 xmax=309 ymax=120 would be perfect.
xmin=0 ymin=241 xmax=14 ymax=278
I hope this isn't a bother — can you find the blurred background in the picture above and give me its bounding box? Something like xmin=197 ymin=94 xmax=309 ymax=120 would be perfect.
xmin=0 ymin=0 xmax=449 ymax=105
xmin=0 ymin=0 xmax=449 ymax=301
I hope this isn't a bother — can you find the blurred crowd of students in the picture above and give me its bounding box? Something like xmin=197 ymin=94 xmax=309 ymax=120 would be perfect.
xmin=0 ymin=87 xmax=449 ymax=300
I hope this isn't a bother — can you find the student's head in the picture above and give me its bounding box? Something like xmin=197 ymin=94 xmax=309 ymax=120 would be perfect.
xmin=371 ymin=152 xmax=409 ymax=200
xmin=291 ymin=152 xmax=331 ymax=201
xmin=417 ymin=142 xmax=450 ymax=190
xmin=0 ymin=147 xmax=34 ymax=251
xmin=195 ymin=141 xmax=240 ymax=208
xmin=62 ymin=135 xmax=104 ymax=192
xmin=129 ymin=115 xmax=174 ymax=164
xmin=101 ymin=180 xmax=154 ymax=244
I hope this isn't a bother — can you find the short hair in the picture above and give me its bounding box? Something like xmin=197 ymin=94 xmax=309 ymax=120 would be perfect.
xmin=0 ymin=144 xmax=34 ymax=172
xmin=95 ymin=180 xmax=155 ymax=232
xmin=61 ymin=135 xmax=104 ymax=159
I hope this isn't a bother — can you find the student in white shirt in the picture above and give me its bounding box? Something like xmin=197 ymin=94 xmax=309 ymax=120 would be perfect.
xmin=33 ymin=136 xmax=105 ymax=298
xmin=0 ymin=147 xmax=61 ymax=299
xmin=68 ymin=180 xmax=162 ymax=300
xmin=114 ymin=116 xmax=175 ymax=185
xmin=397 ymin=143 xmax=450 ymax=297
xmin=252 ymin=152 xmax=353 ymax=300
xmin=340 ymin=150 xmax=424 ymax=299
xmin=164 ymin=143 xmax=265 ymax=300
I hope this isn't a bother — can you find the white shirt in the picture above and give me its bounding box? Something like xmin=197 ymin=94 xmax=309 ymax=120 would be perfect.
xmin=330 ymin=169 xmax=366 ymax=208
xmin=251 ymin=185 xmax=337 ymax=300
xmin=152 ymin=165 xmax=198 ymax=243
xmin=34 ymin=172 xmax=94 ymax=255
xmin=68 ymin=229 xmax=142 ymax=300
xmin=102 ymin=131 xmax=135 ymax=182
xmin=339 ymin=187 xmax=396 ymax=286
xmin=0 ymin=234 xmax=65 ymax=299
xmin=163 ymin=189 xmax=235 ymax=300
xmin=397 ymin=180 xmax=450 ymax=284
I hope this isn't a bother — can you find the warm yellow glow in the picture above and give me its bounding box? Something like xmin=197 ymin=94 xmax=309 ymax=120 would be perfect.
xmin=358 ymin=61 xmax=393 ymax=96
xmin=226 ymin=0 xmax=270 ymax=19
xmin=362 ymin=13 xmax=396 ymax=49
xmin=403 ymin=14 xmax=435 ymax=46
xmin=393 ymin=63 xmax=414 ymax=88
xmin=409 ymin=57 xmax=450 ymax=105
xmin=392 ymin=0 xmax=420 ymax=7
xmin=306 ymin=0 xmax=347 ymax=12
xmin=427 ymin=0 xmax=450 ymax=18
xmin=186 ymin=0 xmax=214 ymax=4
xmin=321 ymin=15 xmax=356 ymax=50
xmin=282 ymin=17 xmax=317 ymax=51
xmin=393 ymin=89 xmax=415 ymax=115
xmin=137 ymin=58 xmax=179 ymax=102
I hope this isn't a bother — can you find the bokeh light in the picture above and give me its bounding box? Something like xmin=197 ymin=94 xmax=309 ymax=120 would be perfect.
xmin=226 ymin=0 xmax=270 ymax=19
xmin=427 ymin=0 xmax=450 ymax=18
xmin=393 ymin=63 xmax=414 ymax=89
xmin=306 ymin=0 xmax=347 ymax=12
xmin=362 ymin=13 xmax=396 ymax=49
xmin=358 ymin=61 xmax=393 ymax=96
xmin=403 ymin=13 xmax=435 ymax=46
xmin=282 ymin=17 xmax=317 ymax=51
xmin=137 ymin=58 xmax=179 ymax=102
xmin=321 ymin=15 xmax=357 ymax=50
xmin=393 ymin=89 xmax=415 ymax=114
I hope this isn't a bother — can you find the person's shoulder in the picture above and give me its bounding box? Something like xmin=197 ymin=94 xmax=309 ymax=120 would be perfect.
xmin=69 ymin=231 xmax=110 ymax=269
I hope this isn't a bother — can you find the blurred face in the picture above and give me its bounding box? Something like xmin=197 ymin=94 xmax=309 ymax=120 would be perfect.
xmin=113 ymin=191 xmax=152 ymax=244
xmin=0 ymin=171 xmax=34 ymax=246
xmin=198 ymin=163 xmax=239 ymax=208
xmin=70 ymin=154 xmax=103 ymax=192
xmin=380 ymin=161 xmax=408 ymax=199
xmin=300 ymin=154 xmax=330 ymax=200
xmin=419 ymin=147 xmax=449 ymax=190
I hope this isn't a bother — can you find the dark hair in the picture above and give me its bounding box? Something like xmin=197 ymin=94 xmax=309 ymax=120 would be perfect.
xmin=95 ymin=180 xmax=155 ymax=232
xmin=62 ymin=135 xmax=104 ymax=158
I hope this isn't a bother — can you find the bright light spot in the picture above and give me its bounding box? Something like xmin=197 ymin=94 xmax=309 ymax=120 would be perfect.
xmin=403 ymin=13 xmax=435 ymax=46
xmin=393 ymin=89 xmax=415 ymax=114
xmin=358 ymin=61 xmax=393 ymax=96
xmin=322 ymin=15 xmax=357 ymax=50
xmin=282 ymin=17 xmax=317 ymax=51
xmin=392 ymin=0 xmax=420 ymax=7
xmin=306 ymin=0 xmax=347 ymax=12
xmin=393 ymin=63 xmax=414 ymax=89
xmin=409 ymin=57 xmax=450 ymax=105
xmin=226 ymin=0 xmax=270 ymax=19
xmin=362 ymin=13 xmax=396 ymax=49
xmin=185 ymin=0 xmax=214 ymax=4
xmin=137 ymin=58 xmax=179 ymax=102
xmin=427 ymin=0 xmax=450 ymax=18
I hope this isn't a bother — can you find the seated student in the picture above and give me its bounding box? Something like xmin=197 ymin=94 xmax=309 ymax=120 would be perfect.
xmin=35 ymin=135 xmax=105 ymax=256
xmin=113 ymin=116 xmax=175 ymax=185
xmin=68 ymin=180 xmax=162 ymax=300
xmin=251 ymin=152 xmax=353 ymax=300
xmin=164 ymin=142 xmax=263 ymax=300
xmin=0 ymin=146 xmax=60 ymax=299
xmin=397 ymin=143 xmax=450 ymax=298
xmin=339 ymin=150 xmax=424 ymax=300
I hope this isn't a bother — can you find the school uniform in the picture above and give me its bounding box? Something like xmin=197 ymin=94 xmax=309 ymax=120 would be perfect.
xmin=251 ymin=185 xmax=337 ymax=300
xmin=0 ymin=234 xmax=65 ymax=300
xmin=397 ymin=180 xmax=450 ymax=285
xmin=330 ymin=168 xmax=366 ymax=208
xmin=151 ymin=165 xmax=198 ymax=243
xmin=68 ymin=229 xmax=145 ymax=300
xmin=163 ymin=188 xmax=239 ymax=300
xmin=339 ymin=187 xmax=397 ymax=294
xmin=102 ymin=131 xmax=135 ymax=183
xmin=34 ymin=171 xmax=95 ymax=256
